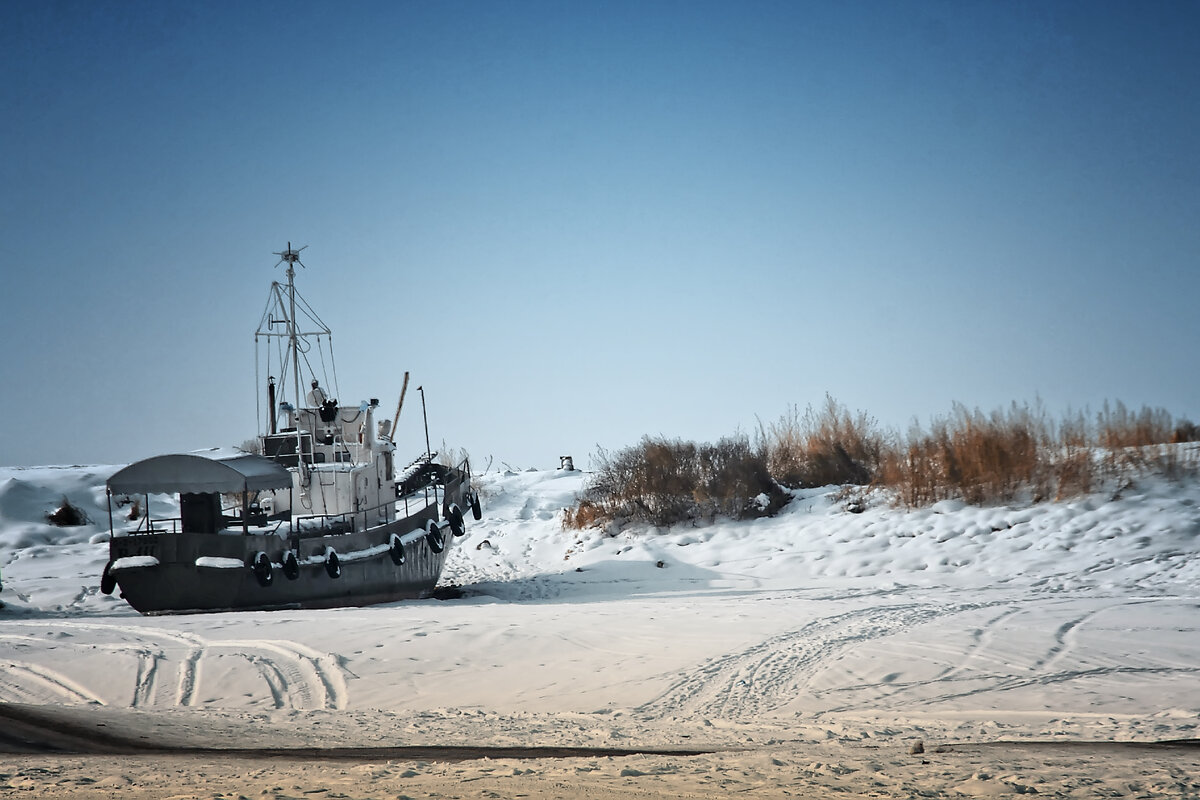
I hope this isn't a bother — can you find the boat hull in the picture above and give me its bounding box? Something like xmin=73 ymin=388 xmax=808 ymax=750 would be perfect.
xmin=109 ymin=506 xmax=457 ymax=615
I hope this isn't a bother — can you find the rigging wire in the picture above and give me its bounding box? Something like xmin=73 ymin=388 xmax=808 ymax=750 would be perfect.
xmin=328 ymin=335 xmax=342 ymax=402
xmin=254 ymin=335 xmax=262 ymax=435
xmin=317 ymin=335 xmax=331 ymax=393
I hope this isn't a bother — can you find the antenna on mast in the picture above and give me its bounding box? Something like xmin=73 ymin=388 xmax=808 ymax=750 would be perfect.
xmin=273 ymin=242 xmax=308 ymax=271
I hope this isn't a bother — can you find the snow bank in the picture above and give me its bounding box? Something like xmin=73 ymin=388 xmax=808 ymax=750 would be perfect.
xmin=0 ymin=462 xmax=1197 ymax=749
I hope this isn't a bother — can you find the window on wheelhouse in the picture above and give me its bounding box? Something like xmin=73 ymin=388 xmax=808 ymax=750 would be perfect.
xmin=180 ymin=492 xmax=222 ymax=533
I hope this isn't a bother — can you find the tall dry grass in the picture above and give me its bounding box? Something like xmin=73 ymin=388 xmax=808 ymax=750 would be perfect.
xmin=564 ymin=399 xmax=1199 ymax=529
xmin=761 ymin=395 xmax=887 ymax=488
xmin=881 ymin=402 xmax=1051 ymax=506
xmin=881 ymin=401 xmax=1197 ymax=507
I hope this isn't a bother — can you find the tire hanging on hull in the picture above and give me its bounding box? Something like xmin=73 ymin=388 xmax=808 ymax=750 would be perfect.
xmin=282 ymin=550 xmax=300 ymax=580
xmin=425 ymin=520 xmax=445 ymax=554
xmin=100 ymin=561 xmax=116 ymax=595
xmin=325 ymin=548 xmax=341 ymax=578
xmin=251 ymin=551 xmax=274 ymax=587
xmin=447 ymin=504 xmax=466 ymax=537
xmin=389 ymin=533 xmax=406 ymax=565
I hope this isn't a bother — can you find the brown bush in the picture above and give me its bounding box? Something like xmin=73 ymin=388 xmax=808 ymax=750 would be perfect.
xmin=562 ymin=499 xmax=605 ymax=529
xmin=763 ymin=395 xmax=886 ymax=488
xmin=565 ymin=436 xmax=783 ymax=530
xmin=1171 ymin=420 xmax=1198 ymax=444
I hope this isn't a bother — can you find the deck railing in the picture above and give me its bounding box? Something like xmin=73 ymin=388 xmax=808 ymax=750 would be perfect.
xmin=119 ymin=456 xmax=472 ymax=538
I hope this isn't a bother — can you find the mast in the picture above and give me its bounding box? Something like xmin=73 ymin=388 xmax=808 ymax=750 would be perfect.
xmin=274 ymin=242 xmax=305 ymax=418
xmin=258 ymin=243 xmax=330 ymax=472
xmin=277 ymin=243 xmax=304 ymax=475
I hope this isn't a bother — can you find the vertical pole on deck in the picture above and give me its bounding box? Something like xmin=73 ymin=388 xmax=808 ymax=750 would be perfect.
xmin=417 ymin=386 xmax=431 ymax=460
xmin=417 ymin=385 xmax=436 ymax=514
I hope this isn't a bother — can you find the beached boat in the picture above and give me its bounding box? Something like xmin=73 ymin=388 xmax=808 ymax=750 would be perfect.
xmin=100 ymin=244 xmax=480 ymax=614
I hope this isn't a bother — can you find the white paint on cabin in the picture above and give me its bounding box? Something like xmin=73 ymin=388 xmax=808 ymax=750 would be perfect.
xmin=260 ymin=402 xmax=397 ymax=531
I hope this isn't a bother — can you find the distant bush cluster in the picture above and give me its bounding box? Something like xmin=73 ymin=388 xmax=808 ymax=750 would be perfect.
xmin=565 ymin=397 xmax=1199 ymax=530
xmin=883 ymin=401 xmax=1199 ymax=507
xmin=564 ymin=436 xmax=788 ymax=529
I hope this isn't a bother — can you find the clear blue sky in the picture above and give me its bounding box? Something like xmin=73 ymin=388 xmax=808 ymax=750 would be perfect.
xmin=2 ymin=0 xmax=1198 ymax=468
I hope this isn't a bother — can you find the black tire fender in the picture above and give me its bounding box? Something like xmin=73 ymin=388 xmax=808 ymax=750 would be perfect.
xmin=447 ymin=504 xmax=466 ymax=537
xmin=325 ymin=548 xmax=341 ymax=579
xmin=100 ymin=561 xmax=116 ymax=595
xmin=389 ymin=533 xmax=406 ymax=565
xmin=470 ymin=492 xmax=482 ymax=520
xmin=282 ymin=550 xmax=300 ymax=580
xmin=251 ymin=551 xmax=273 ymax=587
xmin=425 ymin=520 xmax=445 ymax=554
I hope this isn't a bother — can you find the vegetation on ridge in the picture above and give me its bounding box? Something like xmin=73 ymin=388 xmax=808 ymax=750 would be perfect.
xmin=565 ymin=397 xmax=1199 ymax=530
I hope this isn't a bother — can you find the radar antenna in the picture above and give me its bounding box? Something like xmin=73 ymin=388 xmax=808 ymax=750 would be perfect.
xmin=273 ymin=242 xmax=308 ymax=270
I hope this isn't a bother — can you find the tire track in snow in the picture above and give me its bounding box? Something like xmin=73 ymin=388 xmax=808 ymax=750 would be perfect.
xmin=811 ymin=604 xmax=1030 ymax=714
xmin=131 ymin=651 xmax=163 ymax=707
xmin=0 ymin=620 xmax=348 ymax=710
xmin=639 ymin=601 xmax=1007 ymax=721
xmin=811 ymin=598 xmax=1199 ymax=715
xmin=247 ymin=656 xmax=290 ymax=708
xmin=0 ymin=662 xmax=107 ymax=705
xmin=932 ymin=605 xmax=1025 ymax=682
xmin=240 ymin=639 xmax=347 ymax=710
xmin=1031 ymin=600 xmax=1153 ymax=674
xmin=917 ymin=664 xmax=1200 ymax=707
xmin=177 ymin=645 xmax=203 ymax=707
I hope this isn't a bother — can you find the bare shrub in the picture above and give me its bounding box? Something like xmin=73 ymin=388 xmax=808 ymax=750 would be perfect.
xmin=48 ymin=496 xmax=89 ymax=527
xmin=436 ymin=443 xmax=471 ymax=469
xmin=1096 ymin=402 xmax=1190 ymax=479
xmin=763 ymin=395 xmax=886 ymax=488
xmin=566 ymin=436 xmax=783 ymax=530
xmin=1171 ymin=420 xmax=1198 ymax=444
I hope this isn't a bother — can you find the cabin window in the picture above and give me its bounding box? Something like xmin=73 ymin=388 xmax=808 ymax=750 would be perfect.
xmin=180 ymin=492 xmax=222 ymax=533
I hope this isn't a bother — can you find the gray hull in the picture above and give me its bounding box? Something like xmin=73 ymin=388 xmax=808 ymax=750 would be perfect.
xmin=109 ymin=512 xmax=452 ymax=614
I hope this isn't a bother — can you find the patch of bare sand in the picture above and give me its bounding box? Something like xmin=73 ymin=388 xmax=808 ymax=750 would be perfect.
xmin=1 ymin=704 xmax=1197 ymax=799
xmin=3 ymin=740 xmax=1199 ymax=799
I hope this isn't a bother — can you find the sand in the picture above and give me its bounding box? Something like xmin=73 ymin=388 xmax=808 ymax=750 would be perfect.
xmin=1 ymin=703 xmax=1198 ymax=799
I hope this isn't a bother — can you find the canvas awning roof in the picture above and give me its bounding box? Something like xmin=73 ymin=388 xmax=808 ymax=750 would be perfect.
xmin=107 ymin=450 xmax=292 ymax=495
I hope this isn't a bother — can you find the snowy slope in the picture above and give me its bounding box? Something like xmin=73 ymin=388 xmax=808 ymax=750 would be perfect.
xmin=0 ymin=460 xmax=1198 ymax=747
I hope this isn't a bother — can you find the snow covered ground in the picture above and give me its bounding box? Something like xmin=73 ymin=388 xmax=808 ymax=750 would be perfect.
xmin=1 ymin=457 xmax=1198 ymax=796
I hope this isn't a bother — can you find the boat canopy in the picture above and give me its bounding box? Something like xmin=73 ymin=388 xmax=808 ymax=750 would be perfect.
xmin=108 ymin=450 xmax=292 ymax=495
